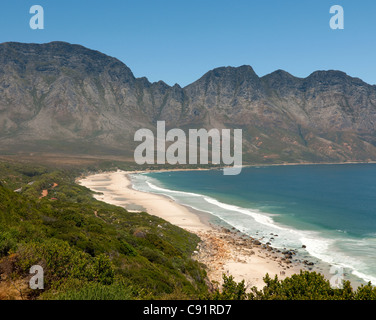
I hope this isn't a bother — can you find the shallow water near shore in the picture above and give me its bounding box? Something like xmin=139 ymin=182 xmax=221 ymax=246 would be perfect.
xmin=129 ymin=164 xmax=376 ymax=286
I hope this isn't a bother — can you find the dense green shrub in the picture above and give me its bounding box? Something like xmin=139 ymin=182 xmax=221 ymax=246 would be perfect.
xmin=41 ymin=279 xmax=136 ymax=300
xmin=211 ymin=272 xmax=376 ymax=300
xmin=13 ymin=239 xmax=115 ymax=287
xmin=0 ymin=230 xmax=18 ymax=257
xmin=211 ymin=275 xmax=247 ymax=300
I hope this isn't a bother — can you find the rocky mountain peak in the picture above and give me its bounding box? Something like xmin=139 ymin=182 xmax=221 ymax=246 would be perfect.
xmin=1 ymin=41 xmax=376 ymax=163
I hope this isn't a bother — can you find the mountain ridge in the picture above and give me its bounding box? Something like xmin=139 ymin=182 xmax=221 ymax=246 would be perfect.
xmin=1 ymin=41 xmax=376 ymax=164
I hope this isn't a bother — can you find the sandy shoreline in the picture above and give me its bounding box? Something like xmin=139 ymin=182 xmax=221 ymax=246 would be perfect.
xmin=78 ymin=170 xmax=315 ymax=290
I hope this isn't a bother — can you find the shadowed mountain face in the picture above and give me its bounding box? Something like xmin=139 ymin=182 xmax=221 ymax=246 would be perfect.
xmin=1 ymin=41 xmax=376 ymax=163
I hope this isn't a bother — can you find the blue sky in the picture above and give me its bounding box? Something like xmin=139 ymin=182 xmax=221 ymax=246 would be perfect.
xmin=1 ymin=0 xmax=375 ymax=86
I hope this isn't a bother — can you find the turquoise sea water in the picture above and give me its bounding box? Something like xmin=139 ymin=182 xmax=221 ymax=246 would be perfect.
xmin=129 ymin=164 xmax=376 ymax=285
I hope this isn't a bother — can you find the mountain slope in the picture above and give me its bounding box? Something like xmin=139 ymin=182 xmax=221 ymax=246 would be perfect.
xmin=1 ymin=41 xmax=376 ymax=163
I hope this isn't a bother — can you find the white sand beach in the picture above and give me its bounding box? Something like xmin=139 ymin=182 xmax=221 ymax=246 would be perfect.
xmin=78 ymin=170 xmax=306 ymax=290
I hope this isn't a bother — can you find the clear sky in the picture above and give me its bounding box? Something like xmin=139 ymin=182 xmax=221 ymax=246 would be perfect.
xmin=1 ymin=0 xmax=375 ymax=87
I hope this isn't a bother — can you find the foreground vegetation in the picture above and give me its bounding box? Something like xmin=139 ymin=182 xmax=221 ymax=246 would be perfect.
xmin=0 ymin=160 xmax=375 ymax=300
xmin=213 ymin=273 xmax=376 ymax=300
xmin=0 ymin=161 xmax=208 ymax=299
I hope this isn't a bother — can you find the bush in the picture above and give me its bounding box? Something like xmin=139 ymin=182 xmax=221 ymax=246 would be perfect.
xmin=210 ymin=271 xmax=376 ymax=300
xmin=212 ymin=274 xmax=247 ymax=300
xmin=355 ymin=282 xmax=376 ymax=300
xmin=14 ymin=239 xmax=115 ymax=287
xmin=42 ymin=279 xmax=135 ymax=300
xmin=0 ymin=231 xmax=18 ymax=257
xmin=118 ymin=240 xmax=137 ymax=256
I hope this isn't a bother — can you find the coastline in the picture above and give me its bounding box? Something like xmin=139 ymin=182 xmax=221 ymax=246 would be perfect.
xmin=78 ymin=170 xmax=319 ymax=290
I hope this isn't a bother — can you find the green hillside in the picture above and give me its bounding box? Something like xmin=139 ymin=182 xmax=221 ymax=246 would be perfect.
xmin=0 ymin=161 xmax=208 ymax=300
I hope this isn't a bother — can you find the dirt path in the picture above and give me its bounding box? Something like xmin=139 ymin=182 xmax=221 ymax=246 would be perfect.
xmin=39 ymin=189 xmax=48 ymax=199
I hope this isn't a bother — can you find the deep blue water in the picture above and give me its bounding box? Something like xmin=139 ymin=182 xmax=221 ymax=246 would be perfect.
xmin=130 ymin=164 xmax=376 ymax=284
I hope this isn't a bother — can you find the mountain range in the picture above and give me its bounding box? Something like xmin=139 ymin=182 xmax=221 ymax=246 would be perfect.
xmin=1 ymin=41 xmax=376 ymax=164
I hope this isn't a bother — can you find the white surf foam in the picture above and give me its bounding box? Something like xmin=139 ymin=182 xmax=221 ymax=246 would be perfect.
xmin=130 ymin=172 xmax=376 ymax=285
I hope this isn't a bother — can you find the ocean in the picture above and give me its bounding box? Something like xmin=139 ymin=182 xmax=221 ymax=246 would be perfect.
xmin=129 ymin=164 xmax=376 ymax=286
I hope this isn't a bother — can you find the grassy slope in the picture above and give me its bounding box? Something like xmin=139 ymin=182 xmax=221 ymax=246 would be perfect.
xmin=0 ymin=161 xmax=209 ymax=300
